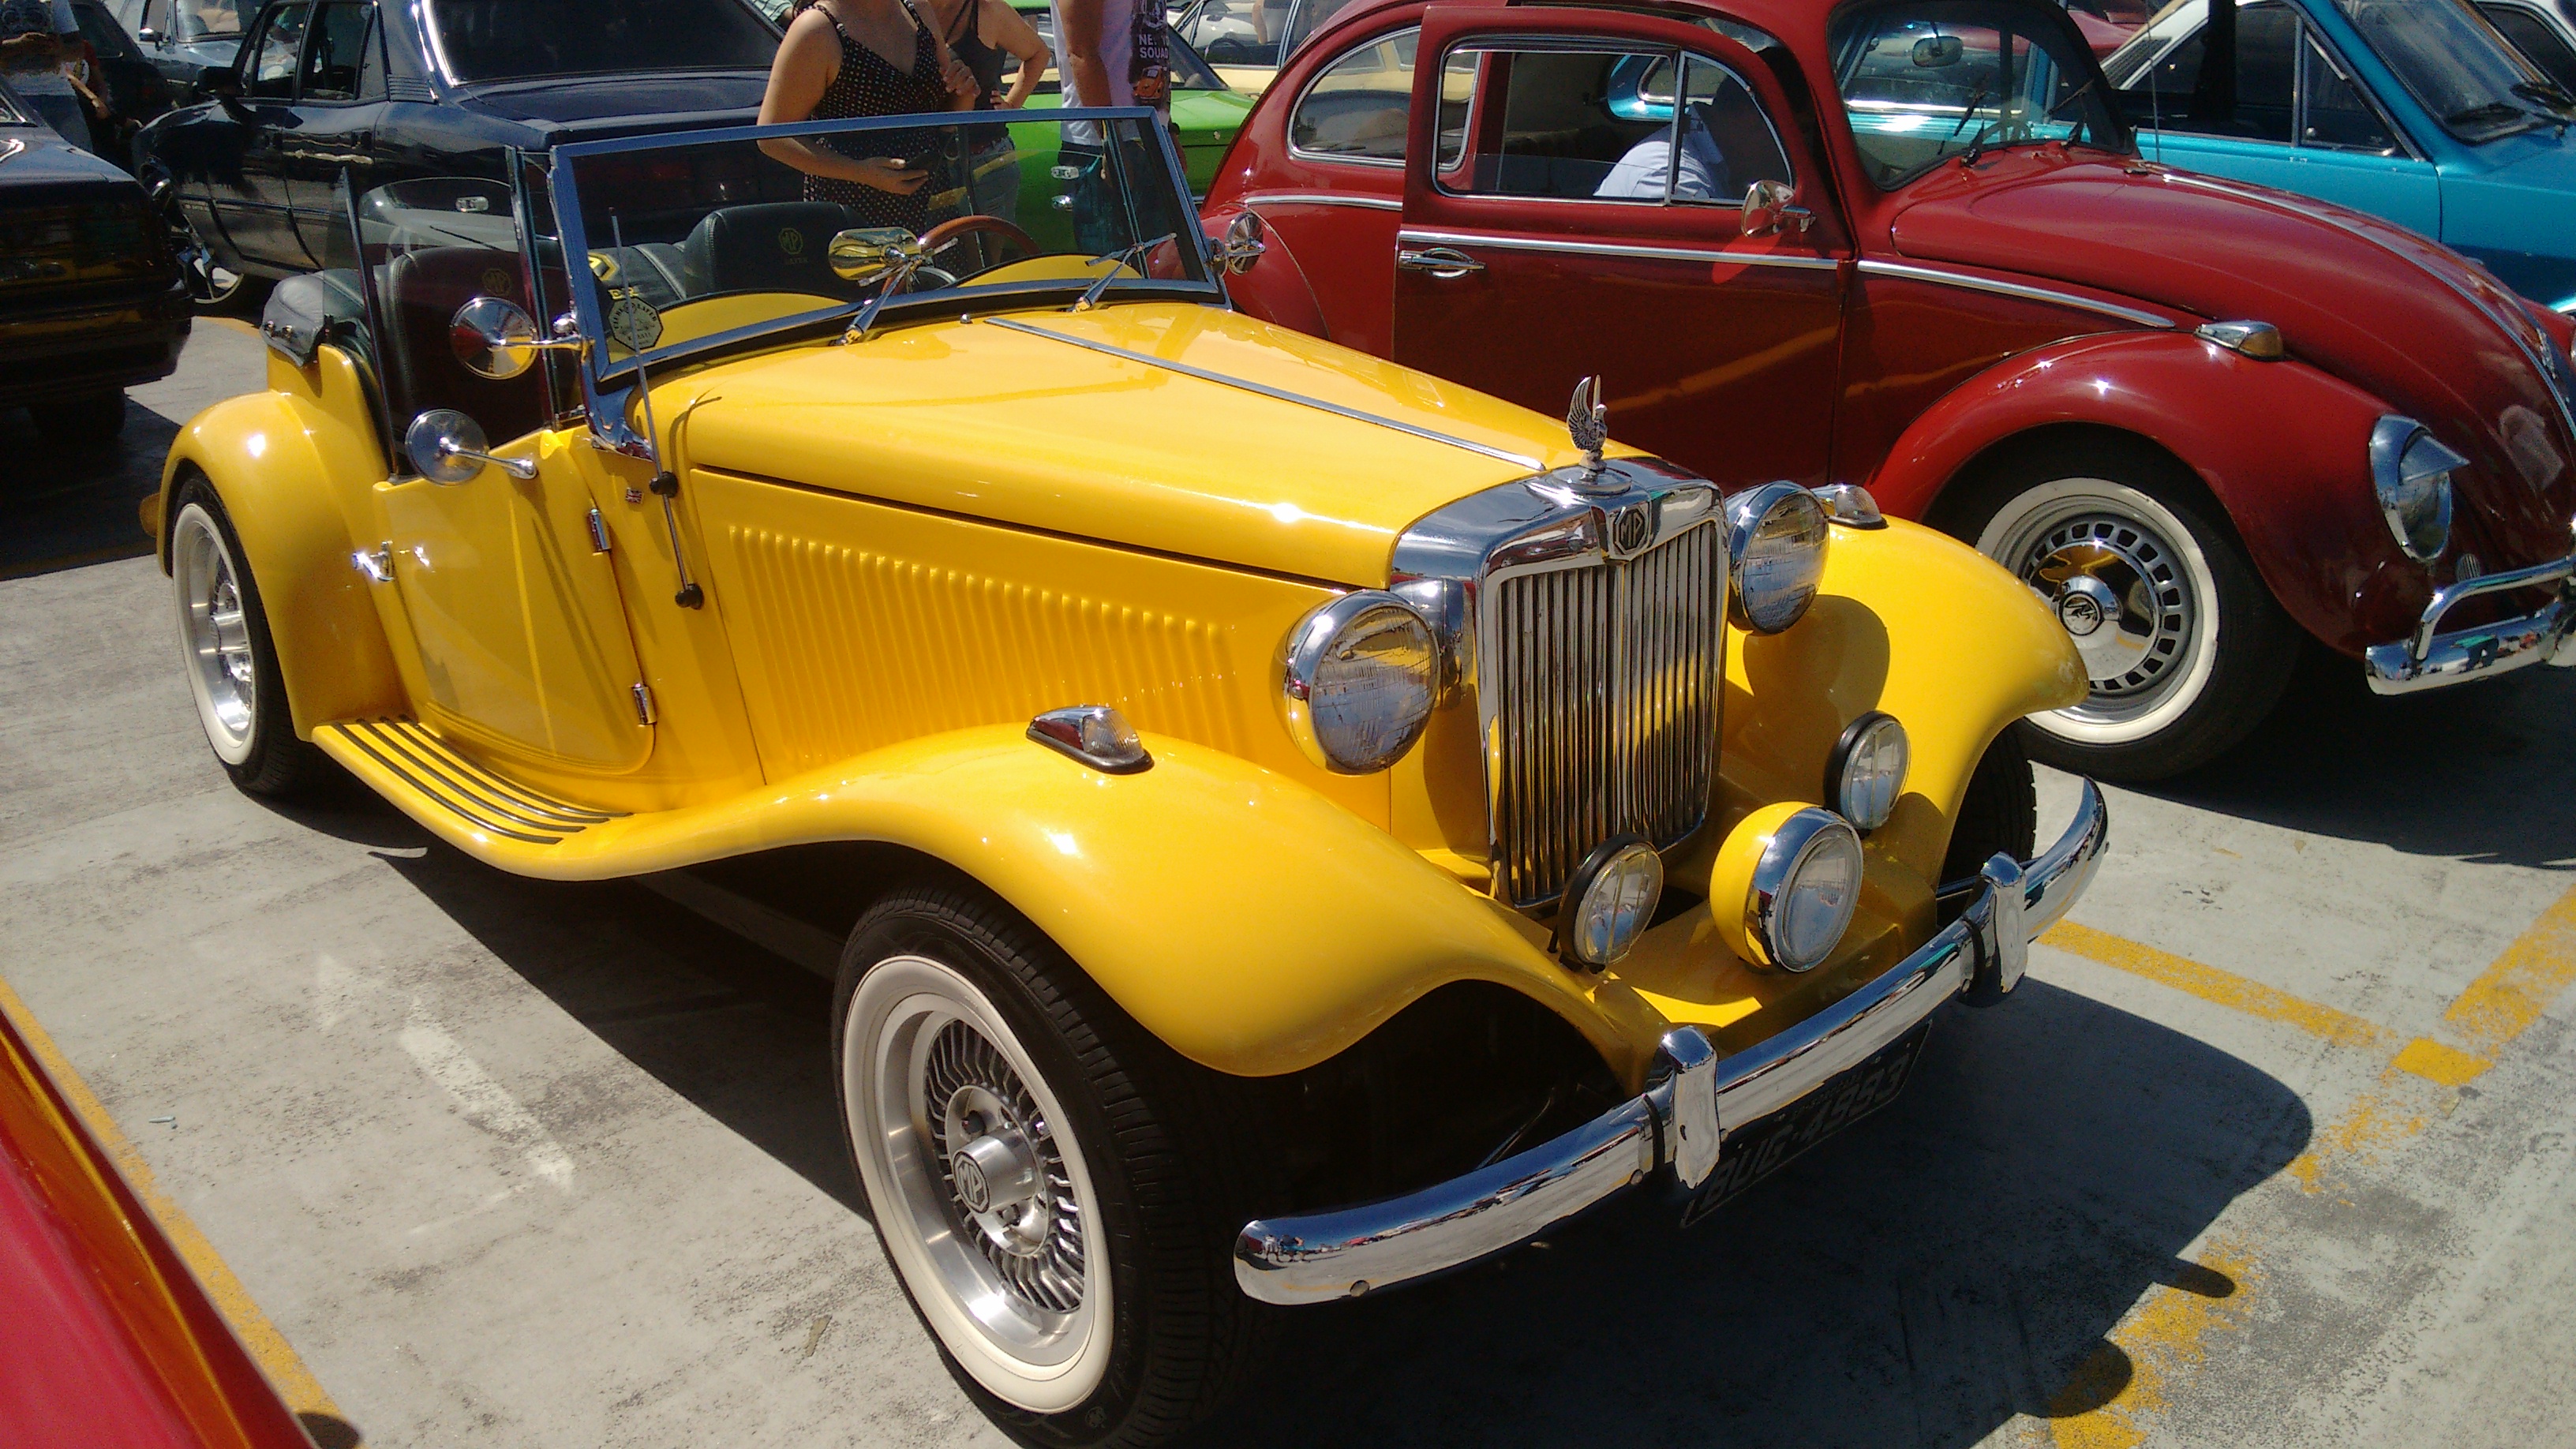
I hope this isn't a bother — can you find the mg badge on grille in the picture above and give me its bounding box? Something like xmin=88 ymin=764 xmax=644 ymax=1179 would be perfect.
xmin=1605 ymin=500 xmax=1658 ymax=559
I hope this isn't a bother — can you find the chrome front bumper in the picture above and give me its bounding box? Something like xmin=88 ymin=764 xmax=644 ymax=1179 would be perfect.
xmin=2363 ymin=550 xmax=2576 ymax=695
xmin=1232 ymin=779 xmax=2111 ymax=1307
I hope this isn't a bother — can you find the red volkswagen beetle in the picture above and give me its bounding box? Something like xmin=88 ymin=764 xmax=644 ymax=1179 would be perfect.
xmin=1204 ymin=0 xmax=2576 ymax=779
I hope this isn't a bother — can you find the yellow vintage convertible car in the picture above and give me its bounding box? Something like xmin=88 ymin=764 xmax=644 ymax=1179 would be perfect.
xmin=152 ymin=108 xmax=2106 ymax=1446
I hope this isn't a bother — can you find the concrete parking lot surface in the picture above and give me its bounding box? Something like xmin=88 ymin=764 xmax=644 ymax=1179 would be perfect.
xmin=3 ymin=323 xmax=2574 ymax=1447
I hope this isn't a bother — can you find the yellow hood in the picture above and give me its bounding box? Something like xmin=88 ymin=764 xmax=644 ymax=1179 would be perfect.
xmin=669 ymin=302 xmax=1610 ymax=586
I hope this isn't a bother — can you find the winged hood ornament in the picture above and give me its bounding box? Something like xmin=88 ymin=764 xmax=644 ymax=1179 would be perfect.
xmin=1566 ymin=376 xmax=1608 ymax=475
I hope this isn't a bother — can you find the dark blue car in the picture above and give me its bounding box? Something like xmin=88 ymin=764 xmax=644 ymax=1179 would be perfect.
xmin=133 ymin=0 xmax=781 ymax=302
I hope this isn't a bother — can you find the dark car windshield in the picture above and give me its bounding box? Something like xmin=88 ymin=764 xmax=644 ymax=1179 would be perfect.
xmin=2332 ymin=0 xmax=2565 ymax=141
xmin=425 ymin=0 xmax=780 ymax=83
xmin=1832 ymin=0 xmax=2132 ymax=189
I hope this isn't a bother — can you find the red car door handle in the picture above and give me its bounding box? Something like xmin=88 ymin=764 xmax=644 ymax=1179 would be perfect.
xmin=1395 ymin=246 xmax=1485 ymax=279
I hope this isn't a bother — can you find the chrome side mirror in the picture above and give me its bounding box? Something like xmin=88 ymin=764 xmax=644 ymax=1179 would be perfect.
xmin=829 ymin=227 xmax=929 ymax=284
xmin=1215 ymin=211 xmax=1265 ymax=275
xmin=1740 ymin=178 xmax=1813 ymax=239
xmin=449 ymin=296 xmax=582 ymax=380
xmin=405 ymin=409 xmax=536 ymax=484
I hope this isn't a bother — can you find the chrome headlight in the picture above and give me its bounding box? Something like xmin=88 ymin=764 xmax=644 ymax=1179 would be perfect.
xmin=1277 ymin=591 xmax=1438 ymax=773
xmin=1559 ymin=836 xmax=1664 ymax=970
xmin=1826 ymin=713 xmax=1908 ymax=833
xmin=1726 ymin=481 xmax=1829 ymax=634
xmin=2369 ymin=415 xmax=2462 ymax=562
xmin=1746 ymin=808 xmax=1863 ymax=973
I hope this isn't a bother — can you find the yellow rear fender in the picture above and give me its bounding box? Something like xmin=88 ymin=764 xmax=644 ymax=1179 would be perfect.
xmin=158 ymin=350 xmax=406 ymax=735
xmin=1698 ymin=517 xmax=2086 ymax=908
xmin=316 ymin=717 xmax=1649 ymax=1082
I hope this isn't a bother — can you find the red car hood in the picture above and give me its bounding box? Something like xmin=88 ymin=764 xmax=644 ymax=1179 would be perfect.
xmin=1889 ymin=152 xmax=2576 ymax=569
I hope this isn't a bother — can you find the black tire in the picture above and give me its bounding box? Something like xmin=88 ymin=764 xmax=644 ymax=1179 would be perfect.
xmin=167 ymin=478 xmax=333 ymax=797
xmin=1938 ymin=436 xmax=2302 ymax=782
xmin=1941 ymin=724 xmax=2040 ymax=899
xmin=34 ymin=392 xmax=126 ymax=446
xmin=834 ymin=880 xmax=1273 ymax=1449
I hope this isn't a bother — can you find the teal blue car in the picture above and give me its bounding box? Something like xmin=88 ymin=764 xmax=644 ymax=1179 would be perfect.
xmin=2099 ymin=0 xmax=2576 ymax=310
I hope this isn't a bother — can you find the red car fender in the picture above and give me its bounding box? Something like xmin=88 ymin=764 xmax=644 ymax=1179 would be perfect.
xmin=1868 ymin=330 xmax=2422 ymax=656
xmin=1205 ymin=203 xmax=1331 ymax=342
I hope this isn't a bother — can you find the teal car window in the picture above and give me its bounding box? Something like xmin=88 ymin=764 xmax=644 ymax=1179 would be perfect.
xmin=2477 ymin=2 xmax=2576 ymax=95
xmin=2302 ymin=28 xmax=2399 ymax=148
xmin=2333 ymin=0 xmax=2562 ymax=141
xmin=1831 ymin=0 xmax=2127 ymax=189
xmin=2114 ymin=2 xmax=2298 ymax=142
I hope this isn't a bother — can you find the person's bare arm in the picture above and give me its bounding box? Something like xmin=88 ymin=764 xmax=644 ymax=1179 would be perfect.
xmin=984 ymin=0 xmax=1049 ymax=110
xmin=756 ymin=9 xmax=927 ymax=193
xmin=1056 ymin=0 xmax=1108 ymax=110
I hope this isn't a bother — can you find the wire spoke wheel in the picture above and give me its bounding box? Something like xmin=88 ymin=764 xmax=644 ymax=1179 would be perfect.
xmin=844 ymin=953 xmax=1113 ymax=1413
xmin=173 ymin=503 xmax=257 ymax=764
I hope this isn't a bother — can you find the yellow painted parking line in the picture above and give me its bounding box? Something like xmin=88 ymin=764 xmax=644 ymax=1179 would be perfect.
xmin=2390 ymin=1036 xmax=2491 ymax=1088
xmin=0 ymin=974 xmax=359 ymax=1444
xmin=2046 ymin=1240 xmax=2260 ymax=1449
xmin=2039 ymin=921 xmax=2388 ymax=1048
xmin=2443 ymin=881 xmax=2576 ymax=1060
xmin=200 ymin=313 xmax=259 ymax=336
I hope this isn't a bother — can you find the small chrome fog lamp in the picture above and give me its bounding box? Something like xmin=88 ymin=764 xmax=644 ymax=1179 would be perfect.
xmin=1278 ymin=592 xmax=1440 ymax=773
xmin=1710 ymin=806 xmax=1863 ymax=973
xmin=1726 ymin=481 xmax=1829 ymax=634
xmin=1826 ymin=713 xmax=1909 ymax=833
xmin=1558 ymin=836 xmax=1664 ymax=970
xmin=1028 ymin=705 xmax=1151 ymax=773
xmin=2369 ymin=415 xmax=2462 ymax=562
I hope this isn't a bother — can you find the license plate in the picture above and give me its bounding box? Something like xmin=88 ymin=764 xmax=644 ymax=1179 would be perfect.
xmin=1679 ymin=1022 xmax=1932 ymax=1227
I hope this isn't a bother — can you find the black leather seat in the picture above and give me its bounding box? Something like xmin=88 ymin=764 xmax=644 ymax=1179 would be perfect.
xmin=680 ymin=201 xmax=859 ymax=297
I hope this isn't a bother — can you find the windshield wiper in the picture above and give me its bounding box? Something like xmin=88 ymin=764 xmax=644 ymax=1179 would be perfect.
xmin=2514 ymin=80 xmax=2576 ymax=111
xmin=2447 ymin=99 xmax=2542 ymax=133
xmin=1069 ymin=233 xmax=1178 ymax=312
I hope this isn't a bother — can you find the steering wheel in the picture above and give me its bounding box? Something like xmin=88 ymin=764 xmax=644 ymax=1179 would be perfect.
xmin=921 ymin=214 xmax=1041 ymax=275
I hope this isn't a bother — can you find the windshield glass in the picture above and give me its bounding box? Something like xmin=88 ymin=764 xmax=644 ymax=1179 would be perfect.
xmin=425 ymin=0 xmax=778 ymax=83
xmin=2331 ymin=0 xmax=2561 ymax=140
xmin=170 ymin=0 xmax=242 ymax=40
xmin=1831 ymin=0 xmax=2132 ymax=188
xmin=1177 ymin=0 xmax=1364 ymax=70
xmin=526 ymin=112 xmax=1208 ymax=381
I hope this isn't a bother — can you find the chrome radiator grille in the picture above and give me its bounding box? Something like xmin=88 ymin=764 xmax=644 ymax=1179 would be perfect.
xmin=1483 ymin=522 xmax=1725 ymax=906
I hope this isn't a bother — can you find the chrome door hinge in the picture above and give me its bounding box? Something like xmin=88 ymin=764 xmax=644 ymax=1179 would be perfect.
xmin=631 ymin=681 xmax=657 ymax=725
xmin=351 ymin=541 xmax=393 ymax=582
xmin=586 ymin=507 xmax=612 ymax=553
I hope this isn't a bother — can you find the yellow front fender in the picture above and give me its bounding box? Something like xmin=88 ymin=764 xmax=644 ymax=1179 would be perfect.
xmin=159 ymin=350 xmax=405 ymax=736
xmin=316 ymin=719 xmax=1659 ymax=1081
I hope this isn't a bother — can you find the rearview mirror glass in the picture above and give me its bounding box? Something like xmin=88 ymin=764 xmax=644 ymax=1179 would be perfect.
xmin=1912 ymin=35 xmax=1964 ymax=67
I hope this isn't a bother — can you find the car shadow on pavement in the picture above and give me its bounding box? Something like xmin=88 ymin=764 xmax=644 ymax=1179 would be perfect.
xmin=0 ymin=399 xmax=180 ymax=578
xmin=1189 ymin=979 xmax=2310 ymax=1449
xmin=2129 ymin=644 xmax=2576 ymax=867
xmin=339 ymin=805 xmax=2307 ymax=1448
xmin=366 ymin=835 xmax=863 ymax=1214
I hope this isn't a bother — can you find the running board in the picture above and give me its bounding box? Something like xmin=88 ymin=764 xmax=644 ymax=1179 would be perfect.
xmin=313 ymin=720 xmax=627 ymax=847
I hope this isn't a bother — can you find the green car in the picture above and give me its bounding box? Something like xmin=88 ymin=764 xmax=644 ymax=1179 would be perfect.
xmin=1007 ymin=0 xmax=1252 ymax=197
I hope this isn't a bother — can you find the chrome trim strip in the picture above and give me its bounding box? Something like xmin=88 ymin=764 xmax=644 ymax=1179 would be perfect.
xmin=1232 ymin=781 xmax=2109 ymax=1305
xmin=1244 ymin=191 xmax=1405 ymax=210
xmin=2157 ymin=172 xmax=2576 ymax=444
xmin=324 ymin=726 xmax=566 ymax=845
xmin=979 ymin=317 xmax=1547 ymax=470
xmin=1855 ymin=259 xmax=2177 ymax=328
xmin=1398 ymin=227 xmax=1842 ymax=271
xmin=354 ymin=722 xmax=612 ymax=829
xmin=2364 ymin=549 xmax=2576 ymax=694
